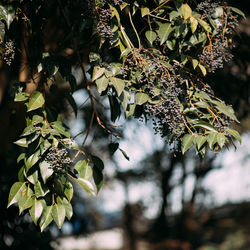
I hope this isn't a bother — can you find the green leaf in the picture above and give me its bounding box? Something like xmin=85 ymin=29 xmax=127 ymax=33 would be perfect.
xmin=26 ymin=91 xmax=45 ymax=112
xmin=109 ymin=4 xmax=120 ymax=24
xmin=207 ymin=132 xmax=217 ymax=149
xmin=109 ymin=77 xmax=125 ymax=97
xmin=57 ymin=197 xmax=73 ymax=220
xmin=194 ymin=101 xmax=210 ymax=108
xmin=211 ymin=7 xmax=224 ymax=19
xmin=60 ymin=138 xmax=79 ymax=150
xmin=18 ymin=186 xmax=34 ymax=214
xmin=135 ymin=92 xmax=149 ymax=105
xmin=0 ymin=5 xmax=15 ymax=29
xmin=213 ymin=102 xmax=239 ymax=123
xmin=52 ymin=203 xmax=66 ymax=229
xmin=198 ymin=64 xmax=207 ymax=76
xmin=40 ymin=205 xmax=53 ymax=232
xmin=166 ymin=39 xmax=176 ymax=50
xmin=21 ymin=125 xmax=38 ymax=137
xmin=64 ymin=181 xmax=74 ymax=202
xmin=193 ymin=121 xmax=218 ymax=132
xmin=14 ymin=138 xmax=28 ymax=148
xmin=25 ymin=150 xmax=40 ymax=171
xmin=217 ymin=133 xmax=226 ymax=148
xmin=119 ymin=148 xmax=130 ymax=161
xmin=15 ymin=92 xmax=30 ymax=102
xmin=40 ymin=161 xmax=53 ymax=183
xmin=29 ymin=198 xmax=44 ymax=225
xmin=198 ymin=19 xmax=212 ymax=33
xmin=76 ymin=178 xmax=96 ymax=196
xmin=75 ymin=160 xmax=93 ymax=180
xmin=40 ymin=140 xmax=51 ymax=155
xmin=27 ymin=169 xmax=38 ymax=184
xmin=18 ymin=166 xmax=25 ymax=182
xmin=34 ymin=181 xmax=49 ymax=198
xmin=7 ymin=182 xmax=26 ymax=208
xmin=96 ymin=75 xmax=109 ymax=93
xmin=169 ymin=10 xmax=180 ymax=21
xmin=226 ymin=129 xmax=241 ymax=144
xmin=141 ymin=7 xmax=150 ymax=17
xmin=181 ymin=3 xmax=192 ymax=20
xmin=17 ymin=153 xmax=26 ymax=163
xmin=92 ymin=66 xmax=106 ymax=81
xmin=157 ymin=23 xmax=173 ymax=45
xmin=190 ymin=17 xmax=198 ymax=33
xmin=195 ymin=135 xmax=207 ymax=150
xmin=51 ymin=121 xmax=70 ymax=137
xmin=145 ymin=30 xmax=157 ymax=45
xmin=120 ymin=89 xmax=131 ymax=111
xmin=231 ymin=7 xmax=245 ymax=18
xmin=194 ymin=92 xmax=211 ymax=101
xmin=181 ymin=134 xmax=194 ymax=154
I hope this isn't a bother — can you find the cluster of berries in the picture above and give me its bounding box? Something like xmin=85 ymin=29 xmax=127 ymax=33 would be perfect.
xmin=121 ymin=49 xmax=186 ymax=138
xmin=196 ymin=0 xmax=222 ymax=18
xmin=0 ymin=40 xmax=15 ymax=66
xmin=145 ymin=97 xmax=185 ymax=137
xmin=96 ymin=7 xmax=114 ymax=41
xmin=45 ymin=146 xmax=72 ymax=172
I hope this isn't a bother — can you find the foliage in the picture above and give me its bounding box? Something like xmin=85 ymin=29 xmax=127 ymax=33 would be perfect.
xmin=0 ymin=0 xmax=243 ymax=231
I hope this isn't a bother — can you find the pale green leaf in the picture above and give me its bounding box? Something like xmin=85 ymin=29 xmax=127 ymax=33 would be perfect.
xmin=25 ymin=150 xmax=40 ymax=171
xmin=96 ymin=75 xmax=109 ymax=93
xmin=157 ymin=23 xmax=173 ymax=45
xmin=195 ymin=135 xmax=207 ymax=150
xmin=64 ymin=181 xmax=74 ymax=202
xmin=14 ymin=92 xmax=29 ymax=102
xmin=226 ymin=129 xmax=241 ymax=144
xmin=34 ymin=181 xmax=49 ymax=198
xmin=75 ymin=160 xmax=93 ymax=180
xmin=7 ymin=182 xmax=26 ymax=208
xmin=231 ymin=7 xmax=245 ymax=18
xmin=207 ymin=132 xmax=217 ymax=149
xmin=14 ymin=138 xmax=28 ymax=148
xmin=217 ymin=133 xmax=226 ymax=148
xmin=109 ymin=77 xmax=125 ymax=97
xmin=26 ymin=91 xmax=45 ymax=112
xmin=136 ymin=92 xmax=149 ymax=105
xmin=193 ymin=121 xmax=218 ymax=132
xmin=18 ymin=186 xmax=34 ymax=214
xmin=29 ymin=198 xmax=44 ymax=225
xmin=169 ymin=10 xmax=180 ymax=21
xmin=92 ymin=66 xmax=106 ymax=81
xmin=40 ymin=161 xmax=53 ymax=183
xmin=211 ymin=7 xmax=224 ymax=18
xmin=51 ymin=121 xmax=70 ymax=137
xmin=181 ymin=134 xmax=194 ymax=154
xmin=145 ymin=30 xmax=157 ymax=45
xmin=40 ymin=205 xmax=53 ymax=232
xmin=76 ymin=178 xmax=96 ymax=196
xmin=52 ymin=203 xmax=66 ymax=229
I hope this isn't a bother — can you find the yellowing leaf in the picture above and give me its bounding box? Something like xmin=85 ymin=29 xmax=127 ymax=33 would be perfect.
xmin=181 ymin=3 xmax=192 ymax=20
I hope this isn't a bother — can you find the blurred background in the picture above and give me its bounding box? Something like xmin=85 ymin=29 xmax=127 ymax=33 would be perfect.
xmin=1 ymin=1 xmax=250 ymax=249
